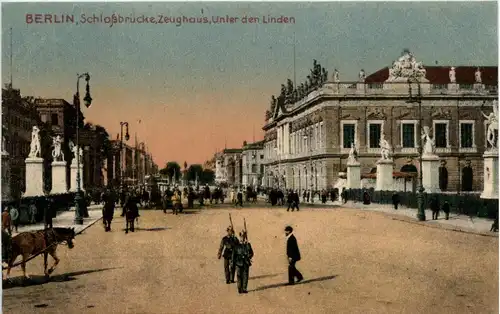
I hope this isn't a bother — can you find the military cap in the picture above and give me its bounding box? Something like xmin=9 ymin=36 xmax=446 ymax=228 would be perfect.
xmin=284 ymin=226 xmax=293 ymax=232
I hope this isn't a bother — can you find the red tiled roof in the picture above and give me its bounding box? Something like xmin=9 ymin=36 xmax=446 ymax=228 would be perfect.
xmin=365 ymin=66 xmax=498 ymax=85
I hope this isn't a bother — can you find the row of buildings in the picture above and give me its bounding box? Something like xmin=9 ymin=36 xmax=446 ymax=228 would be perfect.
xmin=2 ymin=84 xmax=158 ymax=200
xmin=214 ymin=50 xmax=497 ymax=193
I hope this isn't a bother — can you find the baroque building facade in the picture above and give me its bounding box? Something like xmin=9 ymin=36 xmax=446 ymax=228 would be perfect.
xmin=262 ymin=51 xmax=498 ymax=192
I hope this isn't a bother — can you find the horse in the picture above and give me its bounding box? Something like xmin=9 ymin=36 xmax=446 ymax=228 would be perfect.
xmin=4 ymin=227 xmax=76 ymax=280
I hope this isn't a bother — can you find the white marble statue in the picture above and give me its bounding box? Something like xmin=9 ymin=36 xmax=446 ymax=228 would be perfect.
xmin=348 ymin=141 xmax=358 ymax=163
xmin=379 ymin=132 xmax=392 ymax=160
xmin=51 ymin=135 xmax=64 ymax=161
xmin=482 ymin=101 xmax=498 ymax=149
xmin=475 ymin=68 xmax=482 ymax=83
xmin=449 ymin=67 xmax=456 ymax=83
xmin=69 ymin=140 xmax=83 ymax=161
xmin=333 ymin=69 xmax=339 ymax=82
xmin=388 ymin=50 xmax=426 ymax=80
xmin=421 ymin=126 xmax=435 ymax=155
xmin=359 ymin=69 xmax=366 ymax=82
xmin=28 ymin=126 xmax=41 ymax=158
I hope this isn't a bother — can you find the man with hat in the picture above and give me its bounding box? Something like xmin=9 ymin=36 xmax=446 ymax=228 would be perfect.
xmin=285 ymin=225 xmax=303 ymax=285
xmin=217 ymin=226 xmax=239 ymax=284
xmin=232 ymin=230 xmax=253 ymax=294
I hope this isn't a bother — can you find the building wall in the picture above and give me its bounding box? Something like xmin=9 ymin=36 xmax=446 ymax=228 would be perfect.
xmin=263 ymin=83 xmax=496 ymax=192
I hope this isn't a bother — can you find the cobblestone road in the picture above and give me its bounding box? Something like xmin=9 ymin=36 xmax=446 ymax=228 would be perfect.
xmin=3 ymin=202 xmax=498 ymax=314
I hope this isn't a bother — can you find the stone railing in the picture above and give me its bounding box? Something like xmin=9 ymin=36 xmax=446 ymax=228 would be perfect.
xmin=346 ymin=188 xmax=498 ymax=219
xmin=287 ymin=82 xmax=497 ymax=107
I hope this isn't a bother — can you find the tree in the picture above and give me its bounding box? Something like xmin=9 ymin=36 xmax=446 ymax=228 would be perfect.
xmin=159 ymin=161 xmax=181 ymax=181
xmin=186 ymin=164 xmax=204 ymax=182
xmin=201 ymin=169 xmax=215 ymax=184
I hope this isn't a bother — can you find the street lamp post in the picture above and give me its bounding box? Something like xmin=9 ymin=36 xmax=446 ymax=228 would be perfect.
xmin=407 ymin=77 xmax=426 ymax=221
xmin=74 ymin=73 xmax=92 ymax=225
xmin=119 ymin=122 xmax=130 ymax=193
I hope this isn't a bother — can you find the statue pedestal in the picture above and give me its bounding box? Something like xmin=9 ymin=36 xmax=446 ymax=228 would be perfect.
xmin=448 ymin=83 xmax=458 ymax=93
xmin=51 ymin=161 xmax=68 ymax=194
xmin=356 ymin=83 xmax=365 ymax=94
xmin=481 ymin=150 xmax=498 ymax=199
xmin=2 ymin=152 xmax=11 ymax=201
xmin=422 ymin=154 xmax=441 ymax=193
xmin=375 ymin=159 xmax=394 ymax=191
xmin=24 ymin=157 xmax=44 ymax=197
xmin=346 ymin=161 xmax=361 ymax=189
xmin=70 ymin=162 xmax=84 ymax=192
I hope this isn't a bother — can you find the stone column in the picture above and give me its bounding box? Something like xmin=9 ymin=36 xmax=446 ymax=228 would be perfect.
xmin=375 ymin=159 xmax=394 ymax=191
xmin=70 ymin=160 xmax=85 ymax=192
xmin=51 ymin=161 xmax=68 ymax=194
xmin=346 ymin=160 xmax=361 ymax=189
xmin=481 ymin=149 xmax=498 ymax=199
xmin=2 ymin=151 xmax=11 ymax=201
xmin=24 ymin=157 xmax=44 ymax=197
xmin=422 ymin=154 xmax=441 ymax=193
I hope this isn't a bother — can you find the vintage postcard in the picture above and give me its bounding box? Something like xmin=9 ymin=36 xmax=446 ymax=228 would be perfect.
xmin=1 ymin=1 xmax=498 ymax=313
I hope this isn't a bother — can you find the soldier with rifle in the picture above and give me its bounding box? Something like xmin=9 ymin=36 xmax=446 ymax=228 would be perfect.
xmin=232 ymin=218 xmax=254 ymax=294
xmin=217 ymin=214 xmax=239 ymax=284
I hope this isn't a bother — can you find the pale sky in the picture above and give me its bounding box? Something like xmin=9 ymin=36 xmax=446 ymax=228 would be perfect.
xmin=2 ymin=2 xmax=497 ymax=166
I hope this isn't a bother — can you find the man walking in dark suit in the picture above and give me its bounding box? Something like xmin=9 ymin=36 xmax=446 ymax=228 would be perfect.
xmin=285 ymin=226 xmax=303 ymax=285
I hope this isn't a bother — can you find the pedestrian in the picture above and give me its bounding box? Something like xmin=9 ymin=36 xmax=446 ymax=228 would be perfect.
xmin=285 ymin=225 xmax=303 ymax=285
xmin=102 ymin=187 xmax=116 ymax=232
xmin=9 ymin=206 xmax=19 ymax=233
xmin=306 ymin=190 xmax=310 ymax=202
xmin=430 ymin=196 xmax=440 ymax=220
xmin=392 ymin=192 xmax=400 ymax=210
xmin=292 ymin=190 xmax=300 ymax=211
xmin=286 ymin=190 xmax=294 ymax=212
xmin=236 ymin=190 xmax=243 ymax=207
xmin=362 ymin=191 xmax=370 ymax=205
xmin=2 ymin=207 xmax=12 ymax=236
xmin=44 ymin=193 xmax=54 ymax=229
xmin=302 ymin=190 xmax=307 ymax=203
xmin=217 ymin=226 xmax=239 ymax=284
xmin=442 ymin=200 xmax=450 ymax=220
xmin=232 ymin=230 xmax=253 ymax=294
xmin=29 ymin=200 xmax=37 ymax=224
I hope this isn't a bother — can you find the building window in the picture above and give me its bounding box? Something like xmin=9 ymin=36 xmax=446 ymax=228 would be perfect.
xmin=260 ymin=164 xmax=264 ymax=174
xmin=341 ymin=121 xmax=356 ymax=149
xmin=368 ymin=121 xmax=383 ymax=148
xmin=51 ymin=113 xmax=59 ymax=126
xmin=251 ymin=164 xmax=257 ymax=173
xmin=400 ymin=120 xmax=417 ymax=148
xmin=319 ymin=122 xmax=324 ymax=149
xmin=260 ymin=154 xmax=264 ymax=160
xmin=459 ymin=121 xmax=474 ymax=148
xmin=433 ymin=121 xmax=449 ymax=148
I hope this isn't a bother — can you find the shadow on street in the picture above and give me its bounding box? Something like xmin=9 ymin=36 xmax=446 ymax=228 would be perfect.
xmin=249 ymin=275 xmax=338 ymax=292
xmin=249 ymin=273 xmax=281 ymax=280
xmin=3 ymin=267 xmax=121 ymax=289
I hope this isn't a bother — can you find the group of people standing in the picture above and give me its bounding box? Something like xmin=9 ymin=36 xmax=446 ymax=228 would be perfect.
xmin=217 ymin=224 xmax=304 ymax=294
xmin=217 ymin=226 xmax=253 ymax=293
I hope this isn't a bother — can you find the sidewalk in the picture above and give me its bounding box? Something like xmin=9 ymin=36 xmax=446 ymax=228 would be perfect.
xmin=305 ymin=199 xmax=496 ymax=236
xmin=13 ymin=204 xmax=103 ymax=236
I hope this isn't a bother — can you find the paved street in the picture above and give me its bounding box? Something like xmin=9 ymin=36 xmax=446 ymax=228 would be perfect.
xmin=3 ymin=202 xmax=498 ymax=314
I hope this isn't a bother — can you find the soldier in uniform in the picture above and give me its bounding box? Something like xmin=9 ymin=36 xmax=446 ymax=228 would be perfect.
xmin=232 ymin=230 xmax=254 ymax=294
xmin=217 ymin=226 xmax=239 ymax=284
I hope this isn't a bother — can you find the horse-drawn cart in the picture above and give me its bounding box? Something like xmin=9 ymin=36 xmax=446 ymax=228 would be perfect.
xmin=1 ymin=227 xmax=76 ymax=279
